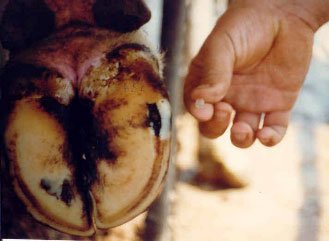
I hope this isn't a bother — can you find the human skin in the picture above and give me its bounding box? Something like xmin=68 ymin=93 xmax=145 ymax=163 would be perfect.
xmin=184 ymin=0 xmax=329 ymax=148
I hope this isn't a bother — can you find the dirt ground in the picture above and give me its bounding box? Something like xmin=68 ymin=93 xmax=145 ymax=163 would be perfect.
xmin=171 ymin=118 xmax=329 ymax=241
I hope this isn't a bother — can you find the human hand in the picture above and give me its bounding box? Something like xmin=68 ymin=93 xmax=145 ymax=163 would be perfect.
xmin=184 ymin=0 xmax=329 ymax=148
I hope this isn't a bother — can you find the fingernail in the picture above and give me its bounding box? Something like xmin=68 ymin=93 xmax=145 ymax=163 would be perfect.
xmin=234 ymin=132 xmax=248 ymax=142
xmin=259 ymin=132 xmax=271 ymax=143
xmin=195 ymin=98 xmax=205 ymax=109
xmin=261 ymin=137 xmax=272 ymax=144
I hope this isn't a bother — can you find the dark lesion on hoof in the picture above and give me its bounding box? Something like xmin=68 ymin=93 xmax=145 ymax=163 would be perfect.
xmin=39 ymin=96 xmax=68 ymax=124
xmin=147 ymin=103 xmax=161 ymax=137
xmin=60 ymin=179 xmax=74 ymax=206
xmin=40 ymin=178 xmax=74 ymax=206
xmin=38 ymin=95 xmax=117 ymax=219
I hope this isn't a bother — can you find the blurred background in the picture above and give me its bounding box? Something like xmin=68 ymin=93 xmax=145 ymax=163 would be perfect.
xmin=101 ymin=0 xmax=329 ymax=241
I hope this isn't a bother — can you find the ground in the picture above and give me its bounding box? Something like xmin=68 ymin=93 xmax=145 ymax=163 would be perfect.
xmin=172 ymin=120 xmax=329 ymax=241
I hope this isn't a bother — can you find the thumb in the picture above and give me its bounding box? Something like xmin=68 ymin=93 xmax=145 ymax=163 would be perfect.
xmin=184 ymin=22 xmax=235 ymax=121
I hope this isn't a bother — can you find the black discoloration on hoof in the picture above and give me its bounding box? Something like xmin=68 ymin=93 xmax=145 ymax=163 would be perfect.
xmin=68 ymin=97 xmax=116 ymax=163
xmin=147 ymin=103 xmax=161 ymax=137
xmin=67 ymin=97 xmax=106 ymax=221
xmin=39 ymin=96 xmax=116 ymax=164
xmin=40 ymin=178 xmax=52 ymax=193
xmin=40 ymin=178 xmax=74 ymax=206
xmin=60 ymin=179 xmax=74 ymax=206
xmin=39 ymin=96 xmax=67 ymax=123
xmin=93 ymin=0 xmax=151 ymax=33
xmin=39 ymin=96 xmax=116 ymax=220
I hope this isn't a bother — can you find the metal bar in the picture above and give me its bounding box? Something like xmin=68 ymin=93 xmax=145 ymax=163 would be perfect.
xmin=142 ymin=0 xmax=187 ymax=240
